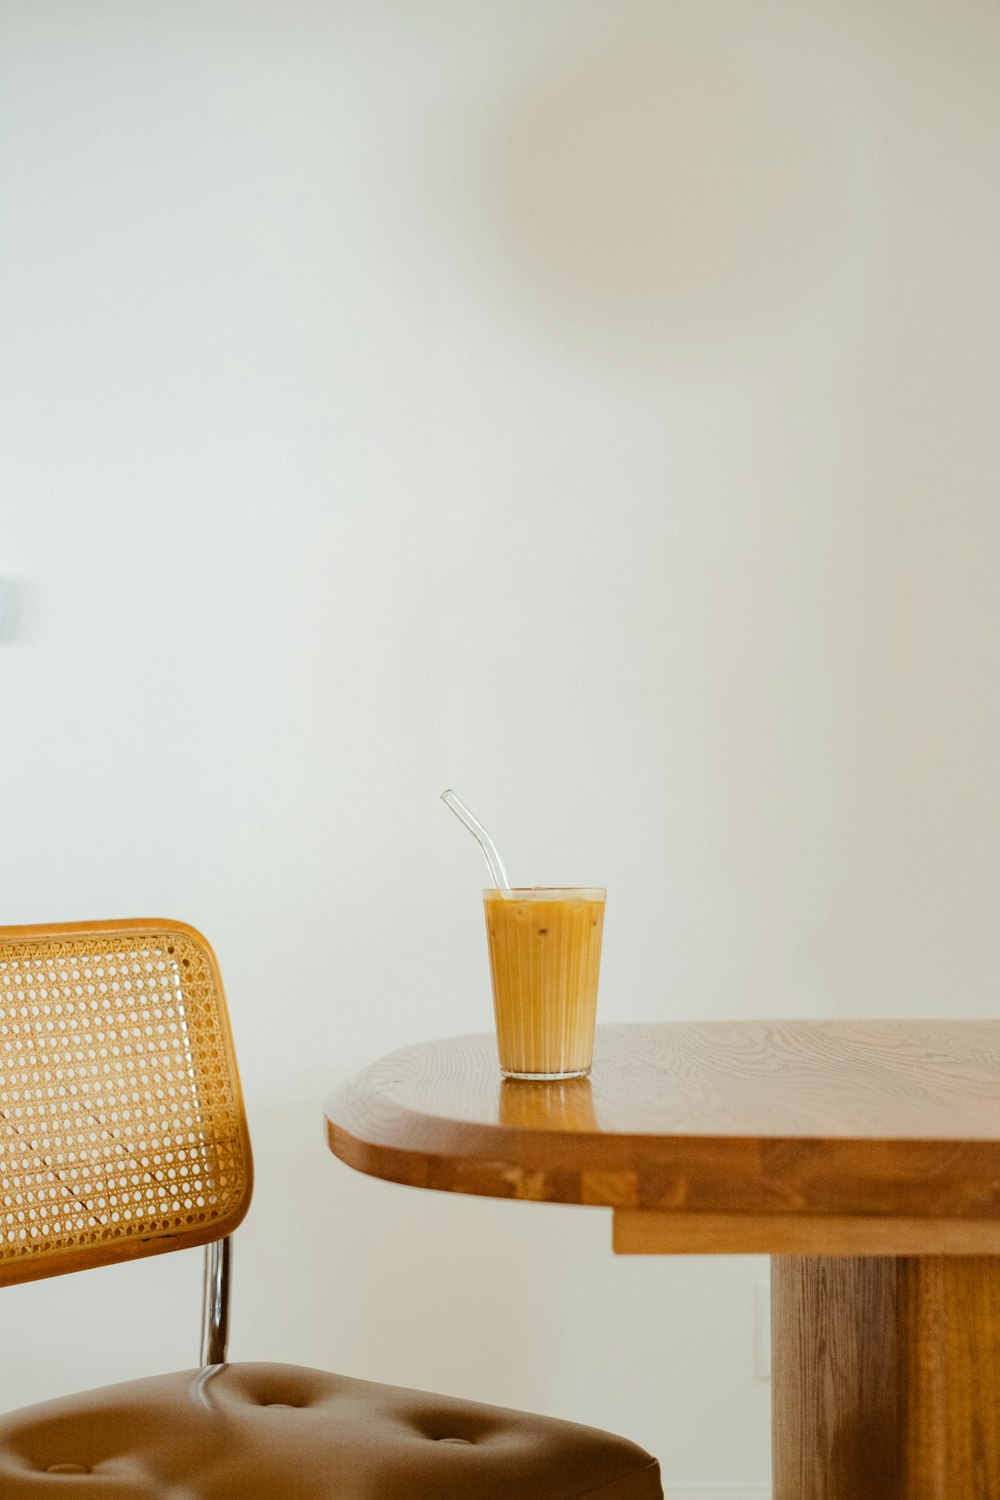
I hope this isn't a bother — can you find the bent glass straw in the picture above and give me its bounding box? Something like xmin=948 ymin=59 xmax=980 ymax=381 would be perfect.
xmin=441 ymin=789 xmax=511 ymax=891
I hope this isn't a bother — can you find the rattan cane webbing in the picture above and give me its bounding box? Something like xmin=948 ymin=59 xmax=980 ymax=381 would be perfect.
xmin=0 ymin=920 xmax=252 ymax=1286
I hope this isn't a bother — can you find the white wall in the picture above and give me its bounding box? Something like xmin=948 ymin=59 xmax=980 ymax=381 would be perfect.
xmin=2 ymin=1 xmax=999 ymax=1491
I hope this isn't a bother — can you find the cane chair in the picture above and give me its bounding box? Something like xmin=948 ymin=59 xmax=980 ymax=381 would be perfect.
xmin=0 ymin=919 xmax=662 ymax=1499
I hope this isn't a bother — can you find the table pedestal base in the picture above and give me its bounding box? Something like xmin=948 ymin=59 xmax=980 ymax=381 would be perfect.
xmin=772 ymin=1255 xmax=1000 ymax=1500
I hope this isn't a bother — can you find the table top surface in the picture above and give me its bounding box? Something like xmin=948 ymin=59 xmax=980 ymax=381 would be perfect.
xmin=324 ymin=1021 xmax=1000 ymax=1219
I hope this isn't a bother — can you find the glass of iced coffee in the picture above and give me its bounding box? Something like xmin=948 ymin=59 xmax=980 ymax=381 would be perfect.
xmin=483 ymin=888 xmax=605 ymax=1079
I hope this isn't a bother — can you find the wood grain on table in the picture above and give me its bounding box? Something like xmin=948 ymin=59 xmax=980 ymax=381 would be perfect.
xmin=772 ymin=1254 xmax=1000 ymax=1500
xmin=324 ymin=1022 xmax=1000 ymax=1230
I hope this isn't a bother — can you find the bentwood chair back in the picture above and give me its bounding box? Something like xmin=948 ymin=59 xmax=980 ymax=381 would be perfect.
xmin=1 ymin=921 xmax=250 ymax=1311
xmin=0 ymin=918 xmax=662 ymax=1500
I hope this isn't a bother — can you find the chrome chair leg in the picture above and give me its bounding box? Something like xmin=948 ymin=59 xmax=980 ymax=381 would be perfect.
xmin=200 ymin=1236 xmax=232 ymax=1366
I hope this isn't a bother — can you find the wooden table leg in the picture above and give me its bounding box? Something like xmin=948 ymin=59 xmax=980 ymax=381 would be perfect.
xmin=772 ymin=1255 xmax=1000 ymax=1500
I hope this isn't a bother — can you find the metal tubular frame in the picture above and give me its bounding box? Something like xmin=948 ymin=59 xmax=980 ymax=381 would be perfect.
xmin=200 ymin=1236 xmax=232 ymax=1366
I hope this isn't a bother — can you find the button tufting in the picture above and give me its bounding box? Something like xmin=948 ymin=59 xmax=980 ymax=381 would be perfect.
xmin=46 ymin=1463 xmax=91 ymax=1475
xmin=435 ymin=1437 xmax=473 ymax=1445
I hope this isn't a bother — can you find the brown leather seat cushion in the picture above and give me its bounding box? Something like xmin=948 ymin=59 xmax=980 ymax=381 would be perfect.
xmin=0 ymin=1362 xmax=662 ymax=1499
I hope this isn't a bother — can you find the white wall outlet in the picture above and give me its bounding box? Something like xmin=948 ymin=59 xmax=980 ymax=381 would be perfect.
xmin=754 ymin=1282 xmax=771 ymax=1381
xmin=0 ymin=579 xmax=16 ymax=641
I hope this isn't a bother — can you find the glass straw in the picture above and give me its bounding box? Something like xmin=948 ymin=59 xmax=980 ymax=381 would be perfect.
xmin=441 ymin=789 xmax=510 ymax=890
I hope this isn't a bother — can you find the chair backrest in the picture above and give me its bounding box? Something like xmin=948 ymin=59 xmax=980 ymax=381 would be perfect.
xmin=0 ymin=919 xmax=252 ymax=1288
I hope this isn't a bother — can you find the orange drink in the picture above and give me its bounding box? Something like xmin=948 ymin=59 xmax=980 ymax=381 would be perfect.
xmin=483 ymin=888 xmax=605 ymax=1079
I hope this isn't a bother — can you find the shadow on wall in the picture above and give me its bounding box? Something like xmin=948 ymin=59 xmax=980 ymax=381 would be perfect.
xmin=467 ymin=35 xmax=854 ymax=367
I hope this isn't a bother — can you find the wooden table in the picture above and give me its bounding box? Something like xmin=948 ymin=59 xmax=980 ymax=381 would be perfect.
xmin=324 ymin=1021 xmax=1000 ymax=1500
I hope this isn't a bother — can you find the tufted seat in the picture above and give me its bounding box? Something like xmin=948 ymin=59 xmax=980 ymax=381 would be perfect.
xmin=0 ymin=1362 xmax=661 ymax=1499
